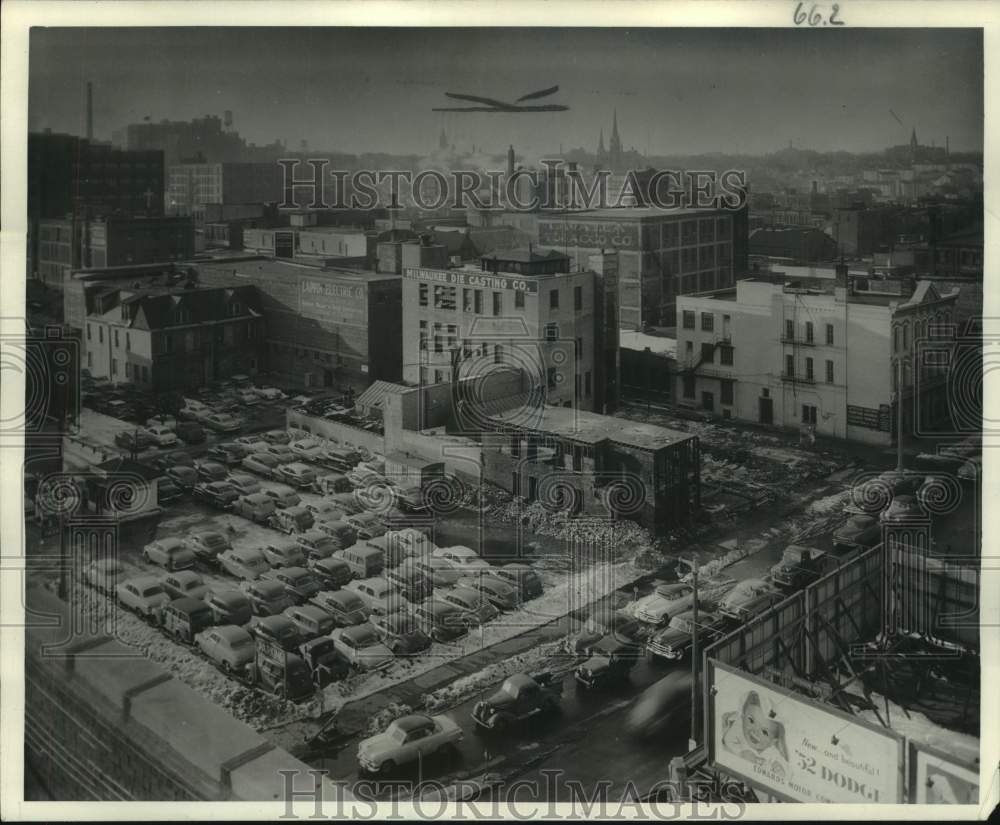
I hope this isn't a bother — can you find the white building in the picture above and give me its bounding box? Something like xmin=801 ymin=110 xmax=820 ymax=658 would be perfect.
xmin=676 ymin=266 xmax=960 ymax=445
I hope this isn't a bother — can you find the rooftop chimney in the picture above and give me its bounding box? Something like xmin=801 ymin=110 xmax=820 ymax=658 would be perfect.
xmin=86 ymin=82 xmax=93 ymax=140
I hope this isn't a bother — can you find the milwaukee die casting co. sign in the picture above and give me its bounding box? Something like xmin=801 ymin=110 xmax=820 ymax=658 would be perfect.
xmin=708 ymin=661 xmax=905 ymax=803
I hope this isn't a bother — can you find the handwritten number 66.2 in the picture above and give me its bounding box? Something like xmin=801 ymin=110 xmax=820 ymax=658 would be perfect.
xmin=794 ymin=3 xmax=845 ymax=26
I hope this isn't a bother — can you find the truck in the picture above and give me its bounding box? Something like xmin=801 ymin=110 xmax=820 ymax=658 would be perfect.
xmin=768 ymin=544 xmax=829 ymax=590
xmin=575 ymin=636 xmax=641 ymax=690
xmin=471 ymin=671 xmax=562 ymax=731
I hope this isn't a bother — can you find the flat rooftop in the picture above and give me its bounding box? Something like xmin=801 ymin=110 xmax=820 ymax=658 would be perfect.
xmin=541 ymin=206 xmax=729 ymax=222
xmin=201 ymin=258 xmax=396 ymax=282
xmin=490 ymin=405 xmax=693 ymax=450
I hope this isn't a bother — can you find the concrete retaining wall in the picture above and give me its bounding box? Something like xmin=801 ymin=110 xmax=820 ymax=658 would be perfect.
xmin=23 ymin=586 xmax=344 ymax=802
xmin=286 ymin=409 xmax=384 ymax=456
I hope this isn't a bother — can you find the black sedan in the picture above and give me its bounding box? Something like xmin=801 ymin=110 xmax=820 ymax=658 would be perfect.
xmin=192 ymin=481 xmax=239 ymax=509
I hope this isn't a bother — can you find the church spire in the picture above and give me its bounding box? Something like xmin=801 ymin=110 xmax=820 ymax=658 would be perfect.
xmin=609 ymin=109 xmax=623 ymax=170
xmin=910 ymin=127 xmax=918 ymax=149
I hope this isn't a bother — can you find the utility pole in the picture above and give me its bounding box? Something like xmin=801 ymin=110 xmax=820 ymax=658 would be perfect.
xmin=895 ymin=357 xmax=904 ymax=473
xmin=677 ymin=555 xmax=700 ymax=751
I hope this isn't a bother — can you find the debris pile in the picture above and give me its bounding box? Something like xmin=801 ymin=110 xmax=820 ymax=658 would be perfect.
xmin=363 ymin=702 xmax=414 ymax=737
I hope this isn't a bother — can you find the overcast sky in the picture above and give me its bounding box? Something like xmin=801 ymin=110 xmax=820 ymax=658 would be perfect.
xmin=29 ymin=27 xmax=983 ymax=157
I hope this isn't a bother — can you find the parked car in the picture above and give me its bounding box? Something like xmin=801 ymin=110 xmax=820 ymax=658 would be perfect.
xmin=646 ymin=611 xmax=726 ymax=661
xmin=309 ymin=589 xmax=370 ymax=626
xmin=157 ymin=476 xmax=184 ymax=504
xmin=340 ymin=513 xmax=383 ymax=541
xmin=83 ymin=557 xmax=124 ymax=593
xmin=262 ymin=429 xmax=292 ymax=445
xmin=115 ymin=576 xmax=170 ymax=620
xmin=174 ymin=421 xmax=206 ymax=444
xmin=832 ymin=515 xmax=882 ymax=554
xmin=330 ymin=624 xmax=394 ymax=671
xmin=575 ymin=636 xmax=641 ymax=690
xmin=472 ymin=672 xmax=562 ymax=731
xmin=160 ymin=570 xmax=210 ymax=601
xmin=495 ymin=563 xmax=544 ymax=601
xmin=769 ymin=545 xmax=829 ymax=589
xmin=633 ymin=583 xmax=695 ymax=626
xmin=321 ymin=446 xmax=362 ymax=472
xmin=263 ymin=539 xmax=307 ymax=569
xmin=941 ymin=436 xmax=980 ymax=461
xmin=316 ymin=519 xmax=358 ymax=549
xmin=412 ymin=556 xmax=462 ymax=589
xmin=208 ymin=442 xmax=251 ymax=465
xmin=187 ymin=530 xmax=230 ymax=563
xmin=193 ymin=481 xmax=239 ymax=509
xmin=879 ymin=494 xmax=924 ymax=525
xmin=161 ymin=597 xmax=215 ymax=644
xmin=357 ymin=713 xmax=462 ymax=775
xmin=143 ymin=424 xmax=179 ymax=448
xmin=242 ymin=578 xmax=294 ymax=616
xmin=203 ymin=412 xmax=243 ymax=434
xmin=269 ymin=505 xmax=314 ymax=535
xmin=305 ymin=499 xmax=347 ymax=522
xmin=237 ymin=388 xmax=260 ymax=407
xmin=394 ymin=484 xmax=430 ymax=514
xmin=345 ymin=577 xmax=406 ymax=616
xmin=254 ymin=387 xmax=287 ymax=401
xmin=369 ymin=611 xmax=432 ymax=655
xmin=296 ymin=529 xmax=338 ymax=561
xmin=248 ymin=652 xmax=314 ymax=701
xmin=264 ymin=444 xmax=296 ymax=464
xmin=385 ymin=562 xmax=433 ymax=604
xmin=196 ymin=624 xmax=256 ymax=674
xmin=242 ymin=453 xmax=281 ymax=479
xmin=225 ymin=472 xmax=262 ymax=497
xmin=347 ymin=467 xmax=387 ymax=490
xmin=717 ymin=579 xmax=784 ymax=622
xmin=236 ymin=436 xmax=271 ymax=452
xmin=115 ymin=429 xmax=154 ymax=451
xmin=178 ymin=400 xmax=210 ymax=422
xmin=164 ymin=466 xmax=197 ymax=492
xmin=142 ymin=537 xmax=196 ymax=571
xmin=413 ymin=598 xmax=468 ymax=644
xmin=194 ymin=459 xmax=229 ymax=483
xmin=151 ymin=452 xmax=195 ymax=473
xmin=328 ymin=491 xmax=364 ymax=515
xmin=339 ymin=542 xmax=385 ymax=579
xmin=313 ymin=472 xmax=352 ymax=495
xmin=283 ymin=604 xmax=337 ymax=640
xmin=231 ymin=492 xmax=277 ymax=524
xmin=262 ymin=566 xmax=322 ymax=604
xmin=456 ymin=574 xmax=518 ymax=611
xmin=385 ymin=527 xmax=435 ymax=560
xmin=290 ymin=438 xmax=327 ymax=462
xmin=204 ymin=588 xmax=253 ymax=626
xmin=277 ymin=461 xmax=318 ymax=489
xmin=442 ymin=587 xmax=500 ymax=626
xmin=433 ymin=545 xmax=492 ymax=574
xmin=145 ymin=415 xmax=177 ymax=431
xmin=262 ymin=483 xmax=301 ymax=510
xmin=248 ymin=614 xmax=302 ymax=652
xmin=218 ymin=547 xmax=272 ymax=580
xmin=299 ymin=637 xmax=350 ymax=687
xmin=564 ymin=612 xmax=642 ymax=658
xmin=309 ymin=555 xmax=354 ymax=590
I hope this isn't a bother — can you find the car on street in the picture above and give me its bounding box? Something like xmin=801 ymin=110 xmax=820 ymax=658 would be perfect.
xmin=495 ymin=564 xmax=544 ymax=601
xmin=345 ymin=576 xmax=406 ymax=616
xmin=441 ymin=587 xmax=500 ymax=626
xmin=196 ymin=624 xmax=256 ymax=674
xmin=832 ymin=515 xmax=882 ymax=553
xmin=263 ymin=539 xmax=307 ymax=569
xmin=174 ymin=421 xmax=206 ymax=444
xmin=203 ymin=412 xmax=243 ymax=434
xmin=633 ymin=583 xmax=695 ymax=626
xmin=309 ymin=555 xmax=354 ymax=590
xmin=83 ymin=557 xmax=125 ymax=593
xmin=940 ymin=437 xmax=980 ymax=461
xmin=218 ymin=547 xmax=272 ymax=580
xmin=433 ymin=545 xmax=492 ymax=574
xmin=165 ymin=465 xmax=199 ymax=492
xmin=455 ymin=574 xmax=519 ymax=611
xmin=330 ymin=624 xmax=394 ymax=671
xmin=242 ymin=453 xmax=281 ymax=479
xmin=142 ymin=537 xmax=196 ymax=571
xmin=262 ymin=566 xmax=322 ymax=604
xmin=194 ymin=459 xmax=229 ymax=483
xmin=143 ymin=424 xmax=179 ymax=448
xmin=472 ymin=672 xmax=562 ymax=731
xmin=357 ymin=714 xmax=462 ymax=775
xmin=247 ymin=614 xmax=302 ymax=652
xmin=309 ymin=589 xmax=370 ymax=626
xmin=192 ymin=481 xmax=239 ymax=509
xmin=160 ymin=570 xmax=210 ymax=601
xmin=290 ymin=438 xmax=327 ymax=462
xmin=717 ymin=578 xmax=784 ymax=622
xmin=208 ymin=442 xmax=251 ymax=465
xmin=369 ymin=611 xmax=432 ymax=655
xmin=151 ymin=452 xmax=195 ymax=473
xmin=261 ymin=483 xmax=301 ymax=510
xmin=226 ymin=472 xmax=262 ymax=497
xmin=299 ymin=637 xmax=350 ymax=687
xmin=254 ymin=387 xmax=286 ymax=401
xmin=413 ymin=598 xmax=468 ymax=643
xmin=879 ymin=494 xmax=924 ymax=525
xmin=564 ymin=612 xmax=642 ymax=658
xmin=187 ymin=530 xmax=231 ymax=562
xmin=115 ymin=576 xmax=170 ymax=620
xmin=277 ymin=461 xmax=318 ymax=489
xmin=283 ymin=604 xmax=337 ymax=640
xmin=312 ymin=472 xmax=352 ymax=496
xmin=646 ymin=611 xmax=726 ymax=661
xmin=231 ymin=492 xmax=277 ymax=524
xmin=157 ymin=476 xmax=184 ymax=504
xmin=204 ymin=588 xmax=253 ymax=626
xmin=145 ymin=415 xmax=177 ymax=431
xmin=575 ymin=636 xmax=641 ymax=690
xmin=344 ymin=512 xmax=388 ymax=540
xmin=115 ymin=429 xmax=154 ymax=451
xmin=242 ymin=578 xmax=294 ymax=616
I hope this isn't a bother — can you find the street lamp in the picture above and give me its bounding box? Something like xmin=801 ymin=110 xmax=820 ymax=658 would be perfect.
xmin=676 ymin=555 xmax=700 ymax=752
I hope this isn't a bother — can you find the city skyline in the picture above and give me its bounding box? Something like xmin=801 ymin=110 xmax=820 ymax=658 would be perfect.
xmin=29 ymin=27 xmax=983 ymax=158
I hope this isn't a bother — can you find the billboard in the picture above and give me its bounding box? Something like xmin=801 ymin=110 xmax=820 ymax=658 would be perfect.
xmin=538 ymin=219 xmax=640 ymax=249
xmin=908 ymin=742 xmax=979 ymax=804
xmin=299 ymin=278 xmax=367 ymax=326
xmin=707 ymin=660 xmax=905 ymax=803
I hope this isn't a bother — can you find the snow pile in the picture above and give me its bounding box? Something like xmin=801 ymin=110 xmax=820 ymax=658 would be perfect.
xmin=859 ymin=693 xmax=980 ymax=764
xmin=806 ymin=489 xmax=851 ymax=515
xmin=681 ymin=538 xmax=768 ymax=583
xmin=363 ymin=702 xmax=414 ymax=737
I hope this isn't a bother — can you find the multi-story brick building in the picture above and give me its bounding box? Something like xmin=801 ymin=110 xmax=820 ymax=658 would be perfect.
xmin=400 ymin=248 xmax=620 ymax=414
xmin=536 ymin=206 xmax=748 ymax=329
xmin=166 ymin=162 xmax=284 ymax=222
xmin=675 ymin=266 xmax=960 ymax=445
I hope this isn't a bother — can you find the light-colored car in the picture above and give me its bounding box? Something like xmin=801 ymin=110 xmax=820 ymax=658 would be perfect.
xmin=357 ymin=713 xmax=462 ymax=775
xmin=283 ymin=604 xmax=337 ymax=640
xmin=441 ymin=587 xmax=500 ymax=626
xmin=143 ymin=424 xmax=178 ymax=448
xmin=262 ymin=566 xmax=322 ymax=604
xmin=203 ymin=412 xmax=243 ymax=433
xmin=207 ymin=442 xmax=252 ymax=465
xmin=412 ymin=556 xmax=462 ymax=589
xmin=196 ymin=624 xmax=256 ymax=674
xmin=263 ymin=539 xmax=307 ymax=569
xmin=193 ymin=481 xmax=239 ymax=509
xmin=115 ymin=575 xmax=169 ymax=619
xmin=142 ymin=537 xmax=196 ymax=571
xmin=262 ymin=429 xmax=292 ymax=445
xmin=247 ymin=614 xmax=302 ymax=652
xmin=633 ymin=583 xmax=695 ymax=626
xmin=231 ymin=492 xmax=277 ymax=523
xmin=253 ymin=387 xmax=286 ymax=401
xmin=261 ymin=483 xmax=301 ymax=510
xmin=241 ymin=578 xmax=294 ymax=616
xmin=145 ymin=415 xmax=177 ymax=431
xmin=277 ymin=461 xmax=318 ymax=489
xmin=330 ymin=624 xmax=394 ymax=671
xmin=160 ymin=570 xmax=210 ymax=601
xmin=345 ymin=577 xmax=406 ymax=616
xmin=188 ymin=530 xmax=231 ymax=562
xmin=194 ymin=459 xmax=229 ymax=483
xmin=218 ymin=547 xmax=272 ymax=580
xmin=204 ymin=588 xmax=253 ymax=626
xmin=226 ymin=472 xmax=262 ymax=496
xmin=309 ymin=589 xmax=370 ymax=626
xmin=178 ymin=400 xmax=210 ymax=422
xmin=385 ymin=527 xmax=435 ymax=559
xmin=237 ymin=388 xmax=261 ymax=406
xmin=296 ymin=529 xmax=338 ymax=561
xmin=433 ymin=545 xmax=492 ymax=573
xmin=265 ymin=444 xmax=296 ymax=464
xmin=717 ymin=579 xmax=783 ymax=622
xmin=305 ymin=499 xmax=347 ymax=522
xmin=83 ymin=557 xmax=125 ymax=592
xmin=495 ymin=563 xmax=544 ymax=601
xmin=455 ymin=574 xmax=518 ymax=611
xmin=344 ymin=512 xmax=387 ymax=540
xmin=290 ymin=438 xmax=327 ymax=462
xmin=242 ymin=453 xmax=281 ymax=478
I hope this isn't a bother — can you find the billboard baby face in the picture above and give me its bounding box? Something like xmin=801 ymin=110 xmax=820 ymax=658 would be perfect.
xmin=721 ymin=690 xmax=789 ymax=767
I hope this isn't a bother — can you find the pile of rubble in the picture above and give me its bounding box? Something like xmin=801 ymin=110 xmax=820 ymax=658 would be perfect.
xmin=362 ymin=702 xmax=414 ymax=737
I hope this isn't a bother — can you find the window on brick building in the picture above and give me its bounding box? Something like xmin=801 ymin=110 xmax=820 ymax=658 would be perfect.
xmin=682 ymin=310 xmax=695 ymax=329
xmin=721 ymin=379 xmax=734 ymax=405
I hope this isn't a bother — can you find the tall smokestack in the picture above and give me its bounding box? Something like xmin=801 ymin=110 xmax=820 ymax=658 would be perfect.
xmin=86 ymin=82 xmax=93 ymax=140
